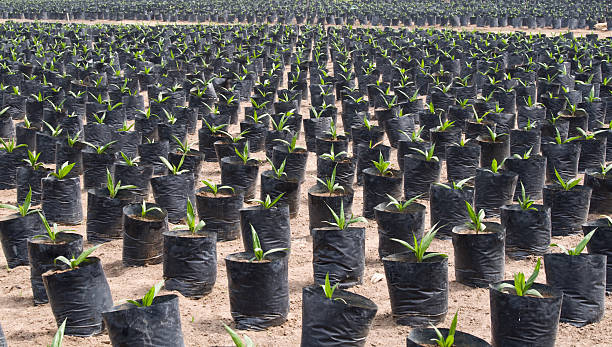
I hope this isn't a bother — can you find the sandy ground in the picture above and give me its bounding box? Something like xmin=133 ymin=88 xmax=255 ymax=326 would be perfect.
xmin=0 ymin=20 xmax=610 ymax=347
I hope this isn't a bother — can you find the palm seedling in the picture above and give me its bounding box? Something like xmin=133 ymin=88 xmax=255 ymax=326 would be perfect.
xmin=411 ymin=144 xmax=439 ymax=162
xmin=250 ymin=193 xmax=285 ymax=209
xmin=267 ymin=158 xmax=287 ymax=179
xmin=105 ymin=169 xmax=137 ymax=198
xmin=127 ymin=281 xmax=164 ymax=307
xmin=517 ymin=183 xmax=537 ymax=211
xmin=55 ymin=244 xmax=102 ymax=270
xmin=554 ymin=168 xmax=581 ymax=191
xmin=201 ymin=179 xmax=235 ymax=196
xmin=320 ymin=144 xmax=347 ymax=162
xmin=465 ymin=201 xmax=486 ymax=233
xmin=316 ymin=165 xmax=345 ymax=195
xmin=386 ymin=194 xmax=423 ymax=212
xmin=391 ymin=223 xmax=446 ymax=262
xmin=321 ymin=272 xmax=345 ymax=303
xmin=371 ymin=152 xmax=392 ymax=176
xmin=435 ymin=177 xmax=472 ymax=190
xmin=50 ymin=162 xmax=75 ymax=179
xmin=0 ymin=187 xmax=38 ymax=216
xmin=140 ymin=201 xmax=163 ymax=218
xmin=325 ymin=201 xmax=366 ymax=230
xmin=497 ymin=258 xmax=543 ymax=297
xmin=32 ymin=213 xmax=73 ymax=243
xmin=159 ymin=155 xmax=189 ymax=175
xmin=249 ymin=224 xmax=288 ymax=262
xmin=430 ymin=311 xmax=458 ymax=347
xmin=550 ymin=230 xmax=595 ymax=255
xmin=223 ymin=324 xmax=254 ymax=347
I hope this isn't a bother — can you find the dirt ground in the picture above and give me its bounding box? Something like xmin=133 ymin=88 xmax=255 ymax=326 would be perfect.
xmin=0 ymin=19 xmax=611 ymax=347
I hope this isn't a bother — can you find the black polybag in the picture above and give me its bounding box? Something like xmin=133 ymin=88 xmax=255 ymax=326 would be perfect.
xmin=301 ymin=284 xmax=377 ymax=347
xmin=82 ymin=150 xmax=116 ymax=189
xmin=163 ymin=230 xmax=217 ymax=299
xmin=445 ymin=143 xmax=480 ymax=183
xmin=86 ymin=188 xmax=143 ymax=244
xmin=102 ymin=294 xmax=185 ymax=347
xmin=541 ymin=142 xmax=581 ymax=182
xmin=374 ymin=202 xmax=426 ymax=258
xmin=544 ymin=253 xmax=606 ymax=327
xmin=240 ymin=205 xmax=291 ymax=253
xmin=363 ymin=168 xmax=402 ymax=219
xmin=308 ymin=186 xmax=354 ymax=232
xmin=226 ymin=252 xmax=289 ymax=330
xmin=16 ymin=166 xmax=50 ymax=205
xmin=383 ymin=253 xmax=448 ymax=326
xmin=151 ymin=172 xmax=195 ymax=223
xmin=501 ymin=204 xmax=551 ymax=259
xmin=543 ymin=184 xmax=592 ymax=236
xmin=195 ymin=187 xmax=244 ymax=241
xmin=271 ymin=146 xmax=308 ymax=182
xmin=489 ymin=282 xmax=562 ymax=347
xmin=0 ymin=213 xmax=46 ymax=268
xmin=27 ymin=233 xmax=83 ymax=305
xmin=316 ymin=156 xmax=355 ymax=189
xmin=220 ymin=157 xmax=260 ymax=201
xmin=0 ymin=147 xmax=26 ymax=189
xmin=452 ymin=223 xmax=505 ymax=288
xmin=585 ymin=170 xmax=612 ymax=214
xmin=504 ymin=155 xmax=546 ymax=200
xmin=474 ymin=169 xmax=518 ymax=218
xmin=122 ymin=203 xmax=168 ymax=266
xmin=312 ymin=226 xmax=365 ymax=288
xmin=583 ymin=218 xmax=612 ymax=292
xmin=113 ymin=163 xmax=153 ymax=196
xmin=42 ymin=257 xmax=114 ymax=337
xmin=510 ymin=128 xmax=541 ymax=156
xmin=41 ymin=176 xmax=83 ymax=225
xmin=260 ymin=172 xmax=301 ymax=218
xmin=429 ymin=184 xmax=474 ymax=239
xmin=403 ymin=155 xmax=441 ymax=199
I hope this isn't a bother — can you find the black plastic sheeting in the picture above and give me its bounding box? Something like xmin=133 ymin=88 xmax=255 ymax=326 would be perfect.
xmin=122 ymin=204 xmax=168 ymax=266
xmin=195 ymin=187 xmax=244 ymax=242
xmin=406 ymin=328 xmax=491 ymax=347
xmin=41 ymin=176 xmax=83 ymax=225
xmin=0 ymin=213 xmax=46 ymax=268
xmin=312 ymin=226 xmax=365 ymax=288
xmin=489 ymin=282 xmax=562 ymax=347
xmin=163 ymin=230 xmax=217 ymax=299
xmin=544 ymin=254 xmax=606 ymax=327
xmin=301 ymin=284 xmax=377 ymax=347
xmin=27 ymin=233 xmax=83 ymax=305
xmin=543 ymin=185 xmax=592 ymax=236
xmin=452 ymin=223 xmax=505 ymax=288
xmin=43 ymin=257 xmax=114 ymax=337
xmin=382 ymin=252 xmax=448 ymax=326
xmin=374 ymin=202 xmax=425 ymax=259
xmin=429 ymin=185 xmax=474 ymax=239
xmin=102 ymin=295 xmax=185 ymax=346
xmin=240 ymin=205 xmax=291 ymax=253
xmin=501 ymin=205 xmax=551 ymax=259
xmin=226 ymin=252 xmax=289 ymax=330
